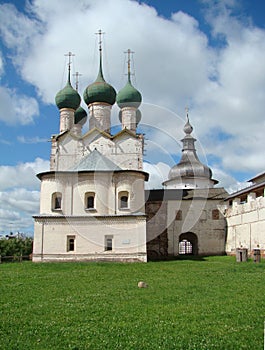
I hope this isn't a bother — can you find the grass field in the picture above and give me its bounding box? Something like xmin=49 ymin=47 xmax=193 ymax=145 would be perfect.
xmin=0 ymin=256 xmax=264 ymax=349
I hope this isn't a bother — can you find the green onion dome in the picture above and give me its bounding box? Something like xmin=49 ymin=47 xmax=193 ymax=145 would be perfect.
xmin=83 ymin=59 xmax=116 ymax=106
xmin=55 ymin=71 xmax=81 ymax=110
xmin=116 ymin=75 xmax=142 ymax=109
xmin=74 ymin=106 xmax=87 ymax=126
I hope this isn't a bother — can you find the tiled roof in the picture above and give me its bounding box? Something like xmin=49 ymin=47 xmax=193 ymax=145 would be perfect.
xmin=70 ymin=148 xmax=121 ymax=172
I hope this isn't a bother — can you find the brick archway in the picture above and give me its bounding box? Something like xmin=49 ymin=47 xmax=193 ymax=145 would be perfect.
xmin=179 ymin=232 xmax=198 ymax=255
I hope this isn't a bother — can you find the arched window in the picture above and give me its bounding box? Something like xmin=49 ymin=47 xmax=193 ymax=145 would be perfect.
xmin=85 ymin=192 xmax=95 ymax=210
xmin=119 ymin=191 xmax=129 ymax=209
xmin=52 ymin=192 xmax=62 ymax=210
xmin=179 ymin=239 xmax=193 ymax=254
xmin=178 ymin=232 xmax=198 ymax=255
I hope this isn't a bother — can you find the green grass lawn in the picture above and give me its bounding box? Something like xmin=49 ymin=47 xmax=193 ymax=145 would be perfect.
xmin=0 ymin=256 xmax=264 ymax=349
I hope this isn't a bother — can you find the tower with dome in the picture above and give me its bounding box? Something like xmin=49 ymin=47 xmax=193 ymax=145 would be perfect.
xmin=33 ymin=36 xmax=149 ymax=262
xmin=33 ymin=33 xmax=228 ymax=262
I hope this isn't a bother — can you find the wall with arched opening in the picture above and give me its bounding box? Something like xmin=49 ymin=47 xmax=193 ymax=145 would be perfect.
xmin=178 ymin=232 xmax=198 ymax=255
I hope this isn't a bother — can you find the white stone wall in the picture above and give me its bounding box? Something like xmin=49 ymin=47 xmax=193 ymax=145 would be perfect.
xmin=224 ymin=194 xmax=265 ymax=255
xmin=39 ymin=171 xmax=146 ymax=217
xmin=33 ymin=215 xmax=147 ymax=262
xmin=51 ymin=130 xmax=143 ymax=171
xmin=88 ymin=103 xmax=111 ymax=133
xmin=120 ymin=107 xmax=137 ymax=132
xmin=59 ymin=108 xmax=75 ymax=133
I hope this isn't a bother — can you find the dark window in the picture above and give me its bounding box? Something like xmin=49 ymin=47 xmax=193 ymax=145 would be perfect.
xmin=85 ymin=192 xmax=95 ymax=210
xmin=67 ymin=236 xmax=75 ymax=252
xmin=105 ymin=238 xmax=113 ymax=251
xmin=52 ymin=192 xmax=62 ymax=210
xmin=120 ymin=196 xmax=128 ymax=209
xmin=87 ymin=196 xmax=94 ymax=209
xmin=55 ymin=196 xmax=61 ymax=209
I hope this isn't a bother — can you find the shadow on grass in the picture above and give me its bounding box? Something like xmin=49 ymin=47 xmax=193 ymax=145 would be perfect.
xmin=148 ymin=255 xmax=209 ymax=262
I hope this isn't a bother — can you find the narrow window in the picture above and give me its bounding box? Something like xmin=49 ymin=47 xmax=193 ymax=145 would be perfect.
xmin=67 ymin=236 xmax=75 ymax=252
xmin=52 ymin=192 xmax=62 ymax=210
xmin=105 ymin=236 xmax=113 ymax=251
xmin=55 ymin=196 xmax=61 ymax=209
xmin=120 ymin=196 xmax=128 ymax=209
xmin=119 ymin=191 xmax=129 ymax=209
xmin=87 ymin=196 xmax=94 ymax=209
xmin=85 ymin=192 xmax=95 ymax=210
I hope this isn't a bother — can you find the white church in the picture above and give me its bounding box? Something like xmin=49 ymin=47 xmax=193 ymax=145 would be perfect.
xmin=33 ymin=35 xmax=230 ymax=262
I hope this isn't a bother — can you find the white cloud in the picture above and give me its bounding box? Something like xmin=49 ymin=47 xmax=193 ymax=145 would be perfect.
xmin=17 ymin=135 xmax=49 ymax=144
xmin=0 ymin=3 xmax=40 ymax=57
xmin=0 ymin=0 xmax=264 ymax=186
xmin=0 ymin=189 xmax=39 ymax=214
xmin=0 ymin=158 xmax=49 ymax=233
xmin=0 ymin=157 xmax=49 ymax=191
xmin=211 ymin=166 xmax=249 ymax=193
xmin=0 ymin=86 xmax=39 ymax=125
xmin=144 ymin=161 xmax=171 ymax=189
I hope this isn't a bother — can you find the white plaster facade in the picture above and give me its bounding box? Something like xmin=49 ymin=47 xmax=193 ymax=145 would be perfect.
xmin=221 ymin=173 xmax=265 ymax=257
xmin=33 ymin=215 xmax=147 ymax=262
xmin=33 ymin=47 xmax=148 ymax=263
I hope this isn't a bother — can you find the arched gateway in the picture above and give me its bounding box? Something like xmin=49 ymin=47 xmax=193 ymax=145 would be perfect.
xmin=179 ymin=232 xmax=198 ymax=255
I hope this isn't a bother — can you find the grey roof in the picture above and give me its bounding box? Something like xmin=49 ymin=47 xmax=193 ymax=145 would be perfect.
xmin=225 ymin=180 xmax=265 ymax=201
xmin=145 ymin=188 xmax=227 ymax=201
xmin=248 ymin=171 xmax=265 ymax=183
xmin=166 ymin=116 xmax=218 ymax=184
xmin=70 ymin=149 xmax=121 ymax=172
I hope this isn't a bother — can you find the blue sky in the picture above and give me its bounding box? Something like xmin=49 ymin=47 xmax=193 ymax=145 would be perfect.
xmin=0 ymin=0 xmax=265 ymax=234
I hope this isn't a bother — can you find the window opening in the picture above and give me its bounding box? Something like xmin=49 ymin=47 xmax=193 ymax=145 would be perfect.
xmin=85 ymin=192 xmax=95 ymax=210
xmin=67 ymin=236 xmax=75 ymax=252
xmin=87 ymin=196 xmax=94 ymax=209
xmin=52 ymin=192 xmax=62 ymax=210
xmin=179 ymin=239 xmax=193 ymax=255
xmin=105 ymin=236 xmax=113 ymax=251
xmin=120 ymin=196 xmax=128 ymax=208
xmin=55 ymin=196 xmax=61 ymax=209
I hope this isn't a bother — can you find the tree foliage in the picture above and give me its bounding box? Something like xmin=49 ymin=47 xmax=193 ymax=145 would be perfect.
xmin=0 ymin=237 xmax=33 ymax=257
